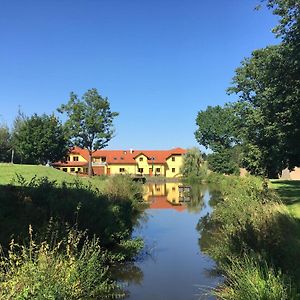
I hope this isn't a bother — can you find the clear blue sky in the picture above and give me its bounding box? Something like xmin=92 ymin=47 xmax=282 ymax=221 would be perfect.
xmin=0 ymin=0 xmax=278 ymax=150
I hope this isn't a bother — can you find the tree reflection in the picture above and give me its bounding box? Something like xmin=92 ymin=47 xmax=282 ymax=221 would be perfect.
xmin=186 ymin=183 xmax=205 ymax=213
xmin=196 ymin=187 xmax=223 ymax=252
xmin=112 ymin=263 xmax=144 ymax=285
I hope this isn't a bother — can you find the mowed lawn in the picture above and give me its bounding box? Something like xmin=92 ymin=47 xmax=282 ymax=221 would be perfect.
xmin=0 ymin=163 xmax=106 ymax=190
xmin=271 ymin=180 xmax=300 ymax=219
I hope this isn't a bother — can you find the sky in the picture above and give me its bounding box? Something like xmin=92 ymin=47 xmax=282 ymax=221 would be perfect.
xmin=0 ymin=0 xmax=279 ymax=150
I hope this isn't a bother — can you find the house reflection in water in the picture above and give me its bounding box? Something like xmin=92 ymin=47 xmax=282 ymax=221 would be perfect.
xmin=144 ymin=182 xmax=190 ymax=212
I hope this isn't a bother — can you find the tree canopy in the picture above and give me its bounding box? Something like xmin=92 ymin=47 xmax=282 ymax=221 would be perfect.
xmin=0 ymin=124 xmax=11 ymax=162
xmin=58 ymin=88 xmax=118 ymax=176
xmin=195 ymin=105 xmax=240 ymax=152
xmin=195 ymin=1 xmax=300 ymax=178
xmin=13 ymin=114 xmax=68 ymax=165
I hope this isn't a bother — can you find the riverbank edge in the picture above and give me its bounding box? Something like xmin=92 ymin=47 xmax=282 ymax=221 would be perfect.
xmin=202 ymin=173 xmax=300 ymax=299
xmin=0 ymin=174 xmax=145 ymax=299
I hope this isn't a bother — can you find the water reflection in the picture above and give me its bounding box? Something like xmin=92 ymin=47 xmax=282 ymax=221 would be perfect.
xmin=144 ymin=182 xmax=205 ymax=213
xmin=116 ymin=182 xmax=222 ymax=300
xmin=196 ymin=187 xmax=223 ymax=253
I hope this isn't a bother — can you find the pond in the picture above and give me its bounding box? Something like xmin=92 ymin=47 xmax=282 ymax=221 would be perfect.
xmin=115 ymin=182 xmax=222 ymax=300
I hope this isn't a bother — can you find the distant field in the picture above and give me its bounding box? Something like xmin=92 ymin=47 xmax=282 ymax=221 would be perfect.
xmin=0 ymin=163 xmax=106 ymax=190
xmin=270 ymin=180 xmax=300 ymax=219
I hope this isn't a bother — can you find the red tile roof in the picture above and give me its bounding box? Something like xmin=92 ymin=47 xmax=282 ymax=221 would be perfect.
xmin=52 ymin=161 xmax=88 ymax=167
xmin=53 ymin=147 xmax=186 ymax=166
xmin=93 ymin=148 xmax=186 ymax=165
xmin=148 ymin=196 xmax=186 ymax=212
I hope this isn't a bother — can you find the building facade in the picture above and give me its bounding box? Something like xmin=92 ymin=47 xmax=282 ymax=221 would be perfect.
xmin=52 ymin=147 xmax=186 ymax=178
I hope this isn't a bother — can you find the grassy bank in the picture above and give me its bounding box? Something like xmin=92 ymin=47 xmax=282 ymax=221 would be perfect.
xmin=200 ymin=174 xmax=300 ymax=299
xmin=270 ymin=180 xmax=300 ymax=219
xmin=0 ymin=169 xmax=145 ymax=299
xmin=0 ymin=163 xmax=106 ymax=189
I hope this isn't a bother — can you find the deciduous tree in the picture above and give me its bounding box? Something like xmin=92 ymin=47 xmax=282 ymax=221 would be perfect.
xmin=14 ymin=114 xmax=68 ymax=164
xmin=58 ymin=89 xmax=118 ymax=177
xmin=195 ymin=1 xmax=300 ymax=178
xmin=195 ymin=105 xmax=240 ymax=152
xmin=180 ymin=147 xmax=205 ymax=178
xmin=0 ymin=124 xmax=11 ymax=162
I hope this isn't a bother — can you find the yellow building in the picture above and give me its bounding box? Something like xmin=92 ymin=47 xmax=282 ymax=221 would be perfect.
xmin=53 ymin=147 xmax=186 ymax=178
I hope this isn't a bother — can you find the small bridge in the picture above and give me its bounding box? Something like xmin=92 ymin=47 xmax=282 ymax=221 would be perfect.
xmin=131 ymin=175 xmax=147 ymax=184
xmin=178 ymin=185 xmax=191 ymax=202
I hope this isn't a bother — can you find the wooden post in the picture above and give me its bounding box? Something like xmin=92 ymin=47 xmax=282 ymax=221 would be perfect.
xmin=11 ymin=149 xmax=14 ymax=164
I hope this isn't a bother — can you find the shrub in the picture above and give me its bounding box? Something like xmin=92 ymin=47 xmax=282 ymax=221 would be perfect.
xmin=0 ymin=174 xmax=144 ymax=248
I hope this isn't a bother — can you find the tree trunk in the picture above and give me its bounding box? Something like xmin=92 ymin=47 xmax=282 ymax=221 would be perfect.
xmin=88 ymin=150 xmax=93 ymax=177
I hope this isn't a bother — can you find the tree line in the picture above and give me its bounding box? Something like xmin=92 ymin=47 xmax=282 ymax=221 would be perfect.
xmin=195 ymin=0 xmax=300 ymax=178
xmin=0 ymin=88 xmax=118 ymax=176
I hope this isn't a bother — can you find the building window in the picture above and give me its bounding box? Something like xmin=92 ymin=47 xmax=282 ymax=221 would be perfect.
xmin=172 ymin=168 xmax=176 ymax=173
xmin=119 ymin=168 xmax=125 ymax=172
xmin=138 ymin=168 xmax=143 ymax=173
xmin=73 ymin=156 xmax=79 ymax=161
xmin=78 ymin=168 xmax=81 ymax=172
xmin=70 ymin=168 xmax=75 ymax=172
xmin=172 ymin=187 xmax=176 ymax=191
xmin=156 ymin=168 xmax=160 ymax=173
xmin=139 ymin=157 xmax=143 ymax=161
xmin=120 ymin=157 xmax=124 ymax=160
xmin=101 ymin=157 xmax=106 ymax=162
xmin=156 ymin=187 xmax=160 ymax=191
xmin=172 ymin=156 xmax=175 ymax=162
xmin=66 ymin=156 xmax=70 ymax=161
xmin=62 ymin=168 xmax=68 ymax=172
xmin=114 ymin=157 xmax=117 ymax=160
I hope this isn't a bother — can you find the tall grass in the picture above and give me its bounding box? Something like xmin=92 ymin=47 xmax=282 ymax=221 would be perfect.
xmin=103 ymin=174 xmax=144 ymax=205
xmin=201 ymin=173 xmax=300 ymax=299
xmin=0 ymin=227 xmax=125 ymax=299
xmin=214 ymin=254 xmax=297 ymax=300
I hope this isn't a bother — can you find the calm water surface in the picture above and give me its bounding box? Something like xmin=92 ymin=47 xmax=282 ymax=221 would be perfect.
xmin=117 ymin=182 xmax=222 ymax=300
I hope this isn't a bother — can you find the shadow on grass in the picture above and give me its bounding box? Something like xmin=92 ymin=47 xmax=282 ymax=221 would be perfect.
xmin=272 ymin=180 xmax=300 ymax=205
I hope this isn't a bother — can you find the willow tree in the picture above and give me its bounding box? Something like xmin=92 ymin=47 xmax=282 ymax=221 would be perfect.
xmin=180 ymin=147 xmax=205 ymax=178
xmin=58 ymin=89 xmax=118 ymax=177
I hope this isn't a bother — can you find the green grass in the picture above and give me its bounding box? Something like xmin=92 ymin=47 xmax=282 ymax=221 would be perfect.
xmin=270 ymin=180 xmax=300 ymax=219
xmin=0 ymin=163 xmax=106 ymax=190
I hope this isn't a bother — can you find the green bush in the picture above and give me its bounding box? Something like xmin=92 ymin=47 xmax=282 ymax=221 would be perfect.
xmin=103 ymin=174 xmax=144 ymax=206
xmin=0 ymin=175 xmax=143 ymax=248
